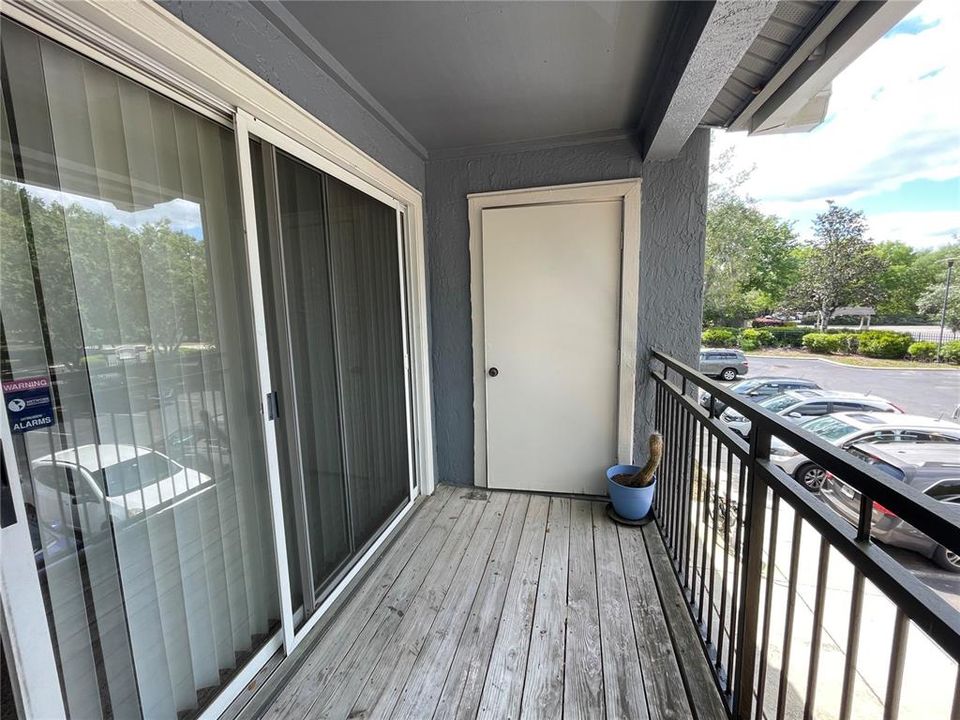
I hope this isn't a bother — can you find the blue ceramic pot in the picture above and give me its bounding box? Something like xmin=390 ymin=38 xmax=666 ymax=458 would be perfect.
xmin=606 ymin=464 xmax=657 ymax=521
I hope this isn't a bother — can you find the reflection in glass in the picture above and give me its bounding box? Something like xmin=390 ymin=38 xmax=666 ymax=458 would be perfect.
xmin=1 ymin=21 xmax=278 ymax=719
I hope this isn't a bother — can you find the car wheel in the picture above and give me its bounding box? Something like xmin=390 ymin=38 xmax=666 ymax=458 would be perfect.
xmin=933 ymin=545 xmax=960 ymax=574
xmin=796 ymin=464 xmax=826 ymax=492
xmin=720 ymin=368 xmax=737 ymax=381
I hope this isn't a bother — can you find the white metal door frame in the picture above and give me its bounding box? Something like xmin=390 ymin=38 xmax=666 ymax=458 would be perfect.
xmin=467 ymin=179 xmax=642 ymax=489
xmin=234 ymin=108 xmax=420 ymax=658
xmin=0 ymin=420 xmax=66 ymax=719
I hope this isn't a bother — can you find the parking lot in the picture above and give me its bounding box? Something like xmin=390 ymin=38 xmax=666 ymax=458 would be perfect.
xmin=744 ymin=355 xmax=960 ymax=418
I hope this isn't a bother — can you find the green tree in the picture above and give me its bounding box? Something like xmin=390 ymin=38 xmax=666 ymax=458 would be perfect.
xmin=786 ymin=202 xmax=888 ymax=331
xmin=870 ymin=241 xmax=932 ymax=320
xmin=704 ymin=151 xmax=799 ymax=326
xmin=917 ymin=278 xmax=960 ymax=333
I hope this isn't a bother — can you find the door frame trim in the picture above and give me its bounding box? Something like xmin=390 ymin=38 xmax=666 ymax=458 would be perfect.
xmin=467 ymin=178 xmax=642 ymax=488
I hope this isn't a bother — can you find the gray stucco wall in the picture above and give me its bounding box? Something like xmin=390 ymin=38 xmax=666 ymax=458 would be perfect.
xmin=427 ymin=130 xmax=708 ymax=486
xmin=159 ymin=0 xmax=426 ymax=191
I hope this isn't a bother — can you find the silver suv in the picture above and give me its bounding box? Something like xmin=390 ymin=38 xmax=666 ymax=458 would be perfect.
xmin=698 ymin=348 xmax=748 ymax=381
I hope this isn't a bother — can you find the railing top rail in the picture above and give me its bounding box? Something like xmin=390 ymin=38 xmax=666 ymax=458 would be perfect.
xmin=650 ymin=350 xmax=960 ymax=557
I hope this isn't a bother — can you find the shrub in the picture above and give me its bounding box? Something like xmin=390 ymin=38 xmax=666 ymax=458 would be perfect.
xmin=833 ymin=332 xmax=859 ymax=354
xmin=765 ymin=326 xmax=809 ymax=348
xmin=739 ymin=328 xmax=776 ymax=351
xmin=802 ymin=333 xmax=842 ymax=354
xmin=857 ymin=331 xmax=912 ymax=359
xmin=701 ymin=328 xmax=738 ymax=348
xmin=907 ymin=341 xmax=938 ymax=362
xmin=941 ymin=340 xmax=960 ymax=364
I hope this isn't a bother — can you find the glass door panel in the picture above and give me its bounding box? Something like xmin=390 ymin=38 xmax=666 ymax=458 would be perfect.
xmin=248 ymin=140 xmax=412 ymax=618
xmin=324 ymin=176 xmax=410 ymax=548
xmin=0 ymin=21 xmax=280 ymax=719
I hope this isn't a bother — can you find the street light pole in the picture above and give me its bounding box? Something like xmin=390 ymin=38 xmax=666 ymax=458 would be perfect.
xmin=937 ymin=258 xmax=955 ymax=362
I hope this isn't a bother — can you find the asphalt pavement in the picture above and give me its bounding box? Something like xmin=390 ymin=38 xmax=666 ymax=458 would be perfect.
xmin=743 ymin=355 xmax=960 ymax=418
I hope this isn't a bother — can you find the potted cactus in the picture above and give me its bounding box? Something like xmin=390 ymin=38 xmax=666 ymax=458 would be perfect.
xmin=606 ymin=433 xmax=663 ymax=521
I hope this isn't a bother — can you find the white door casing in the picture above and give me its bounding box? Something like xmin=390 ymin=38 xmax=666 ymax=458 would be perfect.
xmin=469 ymin=179 xmax=641 ymax=493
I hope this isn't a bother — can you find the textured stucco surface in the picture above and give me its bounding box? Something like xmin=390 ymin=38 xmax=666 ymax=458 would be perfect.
xmin=427 ymin=131 xmax=708 ymax=486
xmin=159 ymin=0 xmax=426 ymax=191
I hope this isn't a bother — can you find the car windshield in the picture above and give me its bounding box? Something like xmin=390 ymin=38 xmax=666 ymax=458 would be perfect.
xmin=800 ymin=416 xmax=857 ymax=442
xmin=100 ymin=453 xmax=180 ymax=496
xmin=732 ymin=379 xmax=762 ymax=393
xmin=760 ymin=395 xmax=801 ymax=412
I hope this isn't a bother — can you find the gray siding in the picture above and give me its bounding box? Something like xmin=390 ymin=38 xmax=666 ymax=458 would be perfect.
xmin=426 ymin=131 xmax=708 ymax=485
xmin=159 ymin=0 xmax=426 ymax=191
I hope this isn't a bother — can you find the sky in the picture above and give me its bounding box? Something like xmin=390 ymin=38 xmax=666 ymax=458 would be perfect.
xmin=710 ymin=0 xmax=960 ymax=250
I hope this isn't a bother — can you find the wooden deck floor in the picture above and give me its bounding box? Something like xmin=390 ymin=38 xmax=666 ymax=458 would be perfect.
xmin=261 ymin=485 xmax=728 ymax=720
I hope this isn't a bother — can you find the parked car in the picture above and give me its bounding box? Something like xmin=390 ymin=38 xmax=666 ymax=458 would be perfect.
xmin=698 ymin=348 xmax=748 ymax=381
xmin=698 ymin=376 xmax=821 ymax=415
xmin=770 ymin=412 xmax=960 ymax=491
xmin=820 ymin=442 xmax=960 ymax=572
xmin=720 ymin=389 xmax=902 ymax=437
xmin=29 ymin=444 xmax=212 ymax=536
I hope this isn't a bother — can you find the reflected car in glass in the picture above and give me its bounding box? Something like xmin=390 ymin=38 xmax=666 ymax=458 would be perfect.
xmin=29 ymin=444 xmax=212 ymax=535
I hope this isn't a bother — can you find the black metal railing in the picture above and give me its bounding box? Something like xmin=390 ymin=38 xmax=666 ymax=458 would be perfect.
xmin=650 ymin=350 xmax=960 ymax=720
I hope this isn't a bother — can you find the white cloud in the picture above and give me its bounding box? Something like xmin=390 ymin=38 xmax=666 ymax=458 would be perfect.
xmin=711 ymin=0 xmax=960 ymax=246
xmin=864 ymin=210 xmax=959 ymax=250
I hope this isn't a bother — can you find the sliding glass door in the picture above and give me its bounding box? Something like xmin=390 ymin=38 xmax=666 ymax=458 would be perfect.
xmin=0 ymin=16 xmax=417 ymax=720
xmin=0 ymin=20 xmax=280 ymax=719
xmin=249 ymin=139 xmax=413 ymax=621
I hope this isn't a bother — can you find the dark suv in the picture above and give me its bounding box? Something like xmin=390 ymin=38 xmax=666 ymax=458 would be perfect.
xmin=698 ymin=376 xmax=821 ymax=415
xmin=820 ymin=442 xmax=960 ymax=572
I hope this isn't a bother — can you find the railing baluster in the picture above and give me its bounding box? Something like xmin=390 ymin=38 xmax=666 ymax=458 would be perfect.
xmin=690 ymin=420 xmax=705 ymax=604
xmin=698 ymin=425 xmax=714 ymax=625
xmin=803 ymin=537 xmax=831 ymax=718
xmin=707 ymin=429 xmax=722 ymax=646
xmin=775 ymin=514 xmax=803 ymax=720
xmin=754 ymin=496 xmax=780 ymax=720
xmin=680 ymin=406 xmax=694 ymax=590
xmin=716 ymin=446 xmax=734 ymax=669
xmin=839 ymin=570 xmax=865 ymax=720
xmin=883 ymin=610 xmax=909 ymax=720
xmin=726 ymin=458 xmax=748 ymax=691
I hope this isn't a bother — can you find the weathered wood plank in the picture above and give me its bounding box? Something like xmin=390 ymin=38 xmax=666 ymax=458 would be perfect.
xmin=642 ymin=523 xmax=729 ymax=720
xmin=431 ymin=494 xmax=530 ymax=720
xmin=520 ymin=497 xmax=571 ymax=720
xmin=263 ymin=484 xmax=455 ymax=718
xmin=594 ymin=502 xmax=649 ymax=720
xmin=563 ymin=500 xmax=604 ymax=720
xmin=297 ymin=487 xmax=475 ymax=718
xmin=349 ymin=491 xmax=508 ymax=720
xmin=619 ymin=523 xmax=693 ymax=720
xmin=476 ymin=495 xmax=550 ymax=720
xmin=392 ymin=493 xmax=528 ymax=720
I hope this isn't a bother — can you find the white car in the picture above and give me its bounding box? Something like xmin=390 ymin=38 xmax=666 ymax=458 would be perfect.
xmin=30 ymin=444 xmax=212 ymax=536
xmin=720 ymin=389 xmax=902 ymax=437
xmin=771 ymin=412 xmax=960 ymax=491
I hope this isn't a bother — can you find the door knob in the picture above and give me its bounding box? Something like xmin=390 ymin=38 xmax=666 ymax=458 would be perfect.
xmin=488 ymin=367 xmax=499 ymax=377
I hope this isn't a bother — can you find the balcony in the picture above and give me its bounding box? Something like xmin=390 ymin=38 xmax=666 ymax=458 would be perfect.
xmin=248 ymin=353 xmax=960 ymax=720
xmin=258 ymin=484 xmax=726 ymax=720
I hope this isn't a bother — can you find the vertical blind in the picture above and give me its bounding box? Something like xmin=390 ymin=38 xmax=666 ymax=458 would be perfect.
xmin=1 ymin=21 xmax=279 ymax=719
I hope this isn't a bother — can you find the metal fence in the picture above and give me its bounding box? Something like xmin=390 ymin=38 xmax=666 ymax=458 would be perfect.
xmin=650 ymin=350 xmax=960 ymax=720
